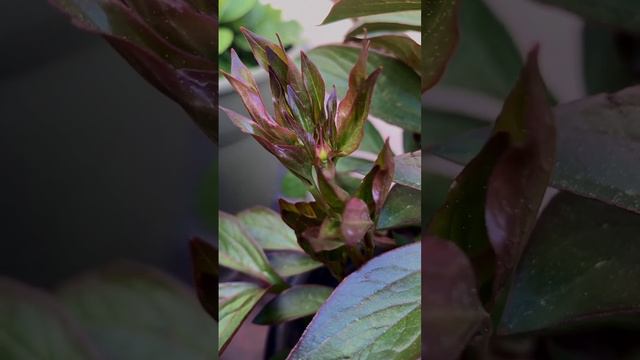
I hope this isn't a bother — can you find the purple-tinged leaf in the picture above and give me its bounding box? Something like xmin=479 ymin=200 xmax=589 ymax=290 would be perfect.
xmin=254 ymin=285 xmax=333 ymax=325
xmin=301 ymin=52 xmax=326 ymax=125
xmin=279 ymin=199 xmax=326 ymax=235
xmin=423 ymin=0 xmax=460 ymax=92
xmin=341 ymin=198 xmax=373 ymax=247
xmin=355 ymin=140 xmax=395 ymax=215
xmin=486 ymin=49 xmax=556 ymax=301
xmin=302 ymin=217 xmax=345 ymax=253
xmin=287 ymin=242 xmax=420 ymax=359
xmin=230 ymin=49 xmax=259 ymax=91
xmin=219 ymin=106 xmax=260 ymax=136
xmin=316 ymin=166 xmax=350 ymax=211
xmin=190 ymin=238 xmax=218 ymax=321
xmin=221 ymin=72 xmax=275 ymax=127
xmin=50 ymin=0 xmax=217 ymax=141
xmin=423 ymin=236 xmax=489 ymax=359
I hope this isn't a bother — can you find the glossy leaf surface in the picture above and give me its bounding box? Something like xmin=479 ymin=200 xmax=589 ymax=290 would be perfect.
xmin=499 ymin=193 xmax=640 ymax=334
xmin=377 ymin=185 xmax=421 ymax=229
xmin=394 ymin=151 xmax=421 ymax=190
xmin=435 ymin=85 xmax=640 ymax=214
xmin=368 ymin=35 xmax=421 ymax=74
xmin=266 ymin=250 xmax=323 ymax=278
xmin=423 ymin=0 xmax=460 ymax=91
xmin=322 ymin=0 xmax=421 ymax=24
xmin=424 ymin=109 xmax=488 ymax=148
xmin=58 ymin=264 xmax=216 ymax=360
xmin=0 ymin=278 xmax=100 ymax=360
xmin=190 ymin=238 xmax=218 ymax=320
xmin=218 ymin=282 xmax=268 ymax=353
xmin=219 ymin=211 xmax=283 ymax=285
xmin=237 ymin=206 xmax=301 ymax=251
xmin=423 ymin=237 xmax=489 ymax=360
xmin=288 ymin=242 xmax=421 ymax=359
xmin=309 ymin=45 xmax=421 ymax=133
xmin=254 ymin=285 xmax=333 ymax=325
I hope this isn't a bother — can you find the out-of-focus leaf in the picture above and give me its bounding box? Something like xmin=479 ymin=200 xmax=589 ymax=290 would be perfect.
xmin=346 ymin=10 xmax=421 ymax=38
xmin=423 ymin=0 xmax=460 ymax=91
xmin=231 ymin=2 xmax=302 ymax=51
xmin=395 ymin=151 xmax=421 ymax=190
xmin=377 ymin=185 xmax=421 ymax=229
xmin=266 ymin=250 xmax=323 ymax=277
xmin=423 ymin=237 xmax=489 ymax=360
xmin=439 ymin=0 xmax=522 ymax=100
xmin=253 ymin=285 xmax=333 ymax=325
xmin=219 ymin=27 xmax=234 ymax=54
xmin=430 ymin=51 xmax=556 ymax=302
xmin=219 ymin=0 xmax=256 ymax=23
xmin=537 ymin=0 xmax=640 ymax=34
xmin=219 ymin=211 xmax=284 ymax=286
xmin=50 ymin=0 xmax=218 ymax=142
xmin=499 ymin=192 xmax=640 ymax=335
xmin=58 ymin=263 xmax=216 ymax=360
xmin=237 ymin=206 xmax=301 ymax=251
xmin=281 ymin=170 xmax=310 ymax=199
xmin=583 ymin=24 xmax=638 ymax=94
xmin=436 ymin=85 xmax=640 ymax=215
xmin=341 ymin=198 xmax=373 ymax=246
xmin=309 ymin=45 xmax=421 ymax=133
xmin=288 ymin=242 xmax=421 ymax=359
xmin=367 ymin=35 xmax=421 ymax=74
xmin=322 ymin=0 xmax=421 ymax=24
xmin=0 ymin=278 xmax=101 ymax=360
xmin=218 ymin=282 xmax=268 ymax=353
xmin=423 ymin=172 xmax=452 ymax=223
xmin=359 ymin=121 xmax=385 ymax=154
xmin=424 ymin=109 xmax=489 ymax=148
xmin=403 ymin=130 xmax=420 ymax=152
xmin=190 ymin=238 xmax=218 ymax=321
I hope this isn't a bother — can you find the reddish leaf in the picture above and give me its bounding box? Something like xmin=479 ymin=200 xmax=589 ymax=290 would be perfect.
xmin=190 ymin=238 xmax=218 ymax=321
xmin=341 ymin=198 xmax=373 ymax=247
xmin=423 ymin=236 xmax=489 ymax=359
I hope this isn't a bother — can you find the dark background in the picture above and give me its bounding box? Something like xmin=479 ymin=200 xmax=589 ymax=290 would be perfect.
xmin=0 ymin=1 xmax=216 ymax=287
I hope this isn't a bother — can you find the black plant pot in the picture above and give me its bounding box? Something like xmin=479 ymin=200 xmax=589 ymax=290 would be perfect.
xmin=263 ymin=266 xmax=340 ymax=360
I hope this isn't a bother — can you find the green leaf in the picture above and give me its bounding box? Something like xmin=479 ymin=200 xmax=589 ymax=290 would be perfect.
xmin=0 ymin=278 xmax=101 ymax=360
xmin=395 ymin=151 xmax=421 ymax=190
xmin=346 ymin=10 xmax=421 ymax=38
xmin=219 ymin=282 xmax=268 ymax=353
xmin=423 ymin=0 xmax=461 ymax=91
xmin=253 ymin=285 xmax=333 ymax=325
xmin=219 ymin=27 xmax=234 ymax=54
xmin=322 ymin=0 xmax=421 ymax=24
xmin=537 ymin=0 xmax=640 ymax=34
xmin=439 ymin=0 xmax=522 ymax=100
xmin=189 ymin=238 xmax=218 ymax=321
xmin=499 ymin=192 xmax=640 ymax=335
xmin=368 ymin=35 xmax=421 ymax=74
xmin=309 ymin=45 xmax=421 ymax=133
xmin=435 ymin=85 xmax=640 ymax=215
xmin=377 ymin=185 xmax=421 ymax=229
xmin=219 ymin=0 xmax=257 ymax=23
xmin=423 ymin=237 xmax=489 ymax=359
xmin=423 ymin=172 xmax=453 ymax=223
xmin=359 ymin=121 xmax=385 ymax=154
xmin=266 ymin=250 xmax=323 ymax=277
xmin=57 ymin=263 xmax=216 ymax=360
xmin=237 ymin=206 xmax=302 ymax=251
xmin=288 ymin=242 xmax=421 ymax=359
xmin=281 ymin=170 xmax=310 ymax=199
xmin=424 ymin=108 xmax=489 ymax=148
xmin=231 ymin=2 xmax=302 ymax=51
xmin=583 ymin=24 xmax=637 ymax=95
xmin=219 ymin=211 xmax=284 ymax=285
